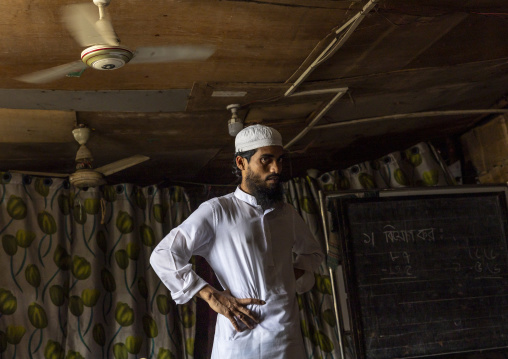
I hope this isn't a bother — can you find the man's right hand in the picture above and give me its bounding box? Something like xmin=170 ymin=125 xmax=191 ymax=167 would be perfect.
xmin=197 ymin=285 xmax=265 ymax=332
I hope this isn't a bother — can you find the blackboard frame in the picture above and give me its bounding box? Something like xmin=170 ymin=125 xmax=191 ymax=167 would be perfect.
xmin=329 ymin=185 xmax=508 ymax=359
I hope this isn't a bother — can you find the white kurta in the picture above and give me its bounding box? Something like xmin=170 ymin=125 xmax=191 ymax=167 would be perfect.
xmin=150 ymin=187 xmax=324 ymax=359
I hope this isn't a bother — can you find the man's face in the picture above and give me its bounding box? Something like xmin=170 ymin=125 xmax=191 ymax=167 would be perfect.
xmin=238 ymin=146 xmax=285 ymax=208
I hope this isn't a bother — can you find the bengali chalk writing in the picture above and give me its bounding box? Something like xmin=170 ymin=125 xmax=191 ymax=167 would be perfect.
xmin=469 ymin=247 xmax=501 ymax=276
xmin=383 ymin=225 xmax=436 ymax=244
xmin=339 ymin=192 xmax=508 ymax=359
xmin=381 ymin=251 xmax=415 ymax=280
xmin=361 ymin=226 xmax=440 ymax=247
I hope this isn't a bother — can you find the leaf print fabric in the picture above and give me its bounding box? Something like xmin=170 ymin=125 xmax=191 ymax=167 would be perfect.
xmin=284 ymin=177 xmax=345 ymax=359
xmin=0 ymin=173 xmax=194 ymax=359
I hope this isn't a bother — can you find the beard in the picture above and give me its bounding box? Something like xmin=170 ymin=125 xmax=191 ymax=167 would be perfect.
xmin=245 ymin=168 xmax=284 ymax=209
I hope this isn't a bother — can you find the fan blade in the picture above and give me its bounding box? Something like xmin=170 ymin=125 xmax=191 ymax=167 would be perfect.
xmin=94 ymin=18 xmax=119 ymax=46
xmin=130 ymin=45 xmax=215 ymax=64
xmin=95 ymin=155 xmax=149 ymax=177
xmin=15 ymin=61 xmax=88 ymax=84
xmin=62 ymin=3 xmax=119 ymax=47
xmin=9 ymin=170 xmax=70 ymax=178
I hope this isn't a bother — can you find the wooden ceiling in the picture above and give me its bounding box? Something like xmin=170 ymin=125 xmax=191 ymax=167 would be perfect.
xmin=1 ymin=0 xmax=507 ymax=186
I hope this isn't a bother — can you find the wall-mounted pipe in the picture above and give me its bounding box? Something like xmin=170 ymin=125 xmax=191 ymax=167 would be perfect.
xmin=284 ymin=0 xmax=379 ymax=97
xmin=312 ymin=109 xmax=508 ymax=130
xmin=284 ymin=89 xmax=348 ymax=149
xmin=282 ymin=1 xmax=377 ymax=149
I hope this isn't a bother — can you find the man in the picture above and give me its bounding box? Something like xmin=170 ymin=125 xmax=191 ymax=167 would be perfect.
xmin=150 ymin=124 xmax=324 ymax=358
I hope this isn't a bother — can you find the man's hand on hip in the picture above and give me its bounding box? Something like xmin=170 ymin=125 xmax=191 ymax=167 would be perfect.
xmin=197 ymin=285 xmax=265 ymax=332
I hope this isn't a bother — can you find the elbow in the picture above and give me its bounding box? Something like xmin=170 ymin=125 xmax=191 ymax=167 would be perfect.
xmin=149 ymin=246 xmax=162 ymax=274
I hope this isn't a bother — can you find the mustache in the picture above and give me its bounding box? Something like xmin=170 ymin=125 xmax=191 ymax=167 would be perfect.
xmin=265 ymin=174 xmax=281 ymax=181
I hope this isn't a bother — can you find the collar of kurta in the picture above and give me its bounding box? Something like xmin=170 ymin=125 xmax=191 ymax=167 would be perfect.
xmin=234 ymin=186 xmax=282 ymax=213
xmin=234 ymin=186 xmax=259 ymax=207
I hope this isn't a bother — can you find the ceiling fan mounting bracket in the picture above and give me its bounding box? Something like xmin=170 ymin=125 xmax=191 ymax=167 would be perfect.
xmin=81 ymin=45 xmax=133 ymax=70
xmin=227 ymin=104 xmax=243 ymax=136
xmin=93 ymin=0 xmax=111 ymax=8
xmin=72 ymin=126 xmax=91 ymax=145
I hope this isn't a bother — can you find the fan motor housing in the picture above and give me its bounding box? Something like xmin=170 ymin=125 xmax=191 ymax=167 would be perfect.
xmin=70 ymin=169 xmax=106 ymax=188
xmin=81 ymin=45 xmax=134 ymax=70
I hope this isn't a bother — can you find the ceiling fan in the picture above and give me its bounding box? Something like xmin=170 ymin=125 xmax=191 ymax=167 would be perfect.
xmin=16 ymin=0 xmax=215 ymax=84
xmin=10 ymin=125 xmax=149 ymax=188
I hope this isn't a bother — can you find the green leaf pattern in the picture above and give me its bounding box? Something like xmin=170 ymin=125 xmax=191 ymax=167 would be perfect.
xmin=317 ymin=142 xmax=449 ymax=191
xmin=0 ymin=174 xmax=194 ymax=359
xmin=283 ymin=178 xmax=342 ymax=358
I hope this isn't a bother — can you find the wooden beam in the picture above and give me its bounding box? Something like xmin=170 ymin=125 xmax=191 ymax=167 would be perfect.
xmin=0 ymin=109 xmax=76 ymax=143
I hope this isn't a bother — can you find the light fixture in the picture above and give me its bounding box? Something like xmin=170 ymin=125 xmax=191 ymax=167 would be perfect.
xmin=227 ymin=104 xmax=243 ymax=136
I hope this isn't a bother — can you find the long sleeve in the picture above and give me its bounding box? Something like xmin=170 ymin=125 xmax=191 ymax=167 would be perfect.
xmin=290 ymin=206 xmax=325 ymax=272
xmin=150 ymin=202 xmax=215 ymax=304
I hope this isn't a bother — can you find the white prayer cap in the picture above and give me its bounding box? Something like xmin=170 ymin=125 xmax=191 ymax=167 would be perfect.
xmin=235 ymin=124 xmax=283 ymax=153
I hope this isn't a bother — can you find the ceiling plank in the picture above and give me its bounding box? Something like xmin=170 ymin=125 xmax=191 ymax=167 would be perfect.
xmin=0 ymin=89 xmax=190 ymax=112
xmin=0 ymin=109 xmax=75 ymax=143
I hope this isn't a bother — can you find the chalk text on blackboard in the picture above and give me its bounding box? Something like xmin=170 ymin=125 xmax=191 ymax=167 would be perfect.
xmin=383 ymin=225 xmax=436 ymax=244
xmin=361 ymin=226 xmax=440 ymax=248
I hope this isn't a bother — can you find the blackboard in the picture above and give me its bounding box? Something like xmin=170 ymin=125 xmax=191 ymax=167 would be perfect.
xmin=332 ymin=187 xmax=508 ymax=359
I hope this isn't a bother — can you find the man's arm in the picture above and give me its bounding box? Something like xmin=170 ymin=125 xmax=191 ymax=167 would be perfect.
xmin=151 ymin=202 xmax=266 ymax=331
xmin=150 ymin=202 xmax=215 ymax=304
xmin=196 ymin=285 xmax=265 ymax=332
xmin=290 ymin=206 xmax=325 ymax=285
xmin=292 ymin=208 xmax=325 ymax=272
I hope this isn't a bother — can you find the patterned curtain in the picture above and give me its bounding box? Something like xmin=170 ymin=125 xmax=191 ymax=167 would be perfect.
xmin=284 ymin=177 xmax=349 ymax=359
xmin=0 ymin=172 xmax=195 ymax=359
xmin=318 ymin=142 xmax=451 ymax=192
